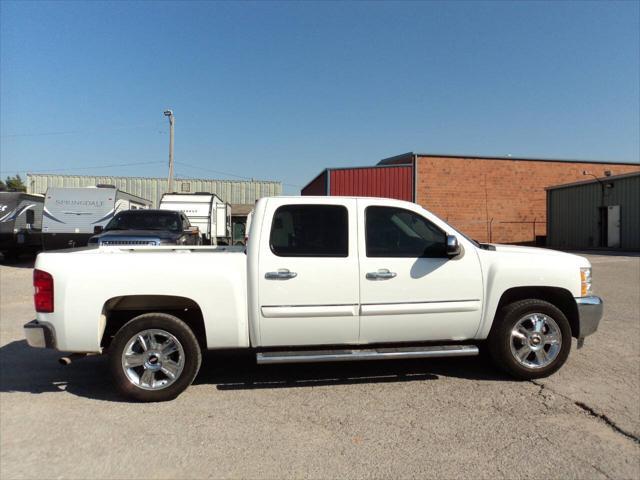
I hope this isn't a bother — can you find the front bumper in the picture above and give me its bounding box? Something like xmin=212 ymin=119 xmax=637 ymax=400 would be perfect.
xmin=23 ymin=320 xmax=56 ymax=349
xmin=575 ymin=296 xmax=603 ymax=348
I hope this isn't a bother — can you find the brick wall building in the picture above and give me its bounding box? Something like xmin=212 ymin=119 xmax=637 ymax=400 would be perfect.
xmin=302 ymin=153 xmax=640 ymax=244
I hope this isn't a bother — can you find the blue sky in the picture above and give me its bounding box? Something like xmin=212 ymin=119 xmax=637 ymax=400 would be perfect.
xmin=1 ymin=1 xmax=638 ymax=194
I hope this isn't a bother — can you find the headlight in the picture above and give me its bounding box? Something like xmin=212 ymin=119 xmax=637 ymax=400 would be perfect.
xmin=580 ymin=267 xmax=592 ymax=297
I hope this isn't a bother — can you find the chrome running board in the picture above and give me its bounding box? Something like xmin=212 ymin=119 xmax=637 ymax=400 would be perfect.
xmin=256 ymin=345 xmax=479 ymax=365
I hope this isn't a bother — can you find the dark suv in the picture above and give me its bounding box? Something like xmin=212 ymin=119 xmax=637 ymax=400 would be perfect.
xmin=88 ymin=210 xmax=201 ymax=246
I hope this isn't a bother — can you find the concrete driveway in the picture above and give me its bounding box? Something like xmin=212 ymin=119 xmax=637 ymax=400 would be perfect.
xmin=1 ymin=254 xmax=638 ymax=479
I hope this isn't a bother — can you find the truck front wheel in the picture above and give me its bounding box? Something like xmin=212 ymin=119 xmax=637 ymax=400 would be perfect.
xmin=488 ymin=299 xmax=572 ymax=379
xmin=109 ymin=313 xmax=202 ymax=402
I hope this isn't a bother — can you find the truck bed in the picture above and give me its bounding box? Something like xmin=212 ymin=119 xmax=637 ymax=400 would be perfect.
xmin=34 ymin=246 xmax=249 ymax=352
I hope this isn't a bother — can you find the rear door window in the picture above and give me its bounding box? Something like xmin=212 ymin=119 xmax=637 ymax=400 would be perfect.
xmin=270 ymin=205 xmax=348 ymax=257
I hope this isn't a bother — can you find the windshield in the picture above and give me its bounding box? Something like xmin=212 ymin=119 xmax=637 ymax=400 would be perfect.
xmin=104 ymin=211 xmax=181 ymax=232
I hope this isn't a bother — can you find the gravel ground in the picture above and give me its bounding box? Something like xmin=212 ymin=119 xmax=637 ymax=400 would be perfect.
xmin=1 ymin=253 xmax=638 ymax=479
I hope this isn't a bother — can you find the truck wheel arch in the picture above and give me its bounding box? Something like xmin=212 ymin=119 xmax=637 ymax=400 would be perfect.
xmin=100 ymin=295 xmax=206 ymax=350
xmin=491 ymin=287 xmax=579 ymax=339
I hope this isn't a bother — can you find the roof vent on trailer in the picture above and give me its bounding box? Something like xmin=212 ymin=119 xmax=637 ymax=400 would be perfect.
xmin=96 ymin=184 xmax=116 ymax=189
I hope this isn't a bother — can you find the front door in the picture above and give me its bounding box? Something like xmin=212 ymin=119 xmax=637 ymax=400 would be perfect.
xmin=357 ymin=200 xmax=483 ymax=343
xmin=257 ymin=198 xmax=360 ymax=346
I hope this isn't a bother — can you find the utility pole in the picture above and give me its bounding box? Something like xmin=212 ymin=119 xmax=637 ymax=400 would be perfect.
xmin=164 ymin=110 xmax=175 ymax=192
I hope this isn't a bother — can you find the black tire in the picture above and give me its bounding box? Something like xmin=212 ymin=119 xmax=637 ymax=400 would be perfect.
xmin=488 ymin=299 xmax=571 ymax=379
xmin=109 ymin=313 xmax=202 ymax=402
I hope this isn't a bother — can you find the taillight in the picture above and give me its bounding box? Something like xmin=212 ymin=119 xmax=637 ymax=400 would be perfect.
xmin=34 ymin=269 xmax=54 ymax=313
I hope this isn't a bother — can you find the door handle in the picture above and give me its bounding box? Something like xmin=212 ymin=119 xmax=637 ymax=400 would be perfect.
xmin=366 ymin=269 xmax=397 ymax=280
xmin=265 ymin=269 xmax=298 ymax=280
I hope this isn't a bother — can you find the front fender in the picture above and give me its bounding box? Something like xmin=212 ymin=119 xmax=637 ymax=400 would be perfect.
xmin=475 ymin=250 xmax=584 ymax=339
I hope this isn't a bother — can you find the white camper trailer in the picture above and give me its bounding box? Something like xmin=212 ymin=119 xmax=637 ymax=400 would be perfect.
xmin=159 ymin=193 xmax=231 ymax=245
xmin=42 ymin=185 xmax=151 ymax=250
xmin=0 ymin=192 xmax=44 ymax=259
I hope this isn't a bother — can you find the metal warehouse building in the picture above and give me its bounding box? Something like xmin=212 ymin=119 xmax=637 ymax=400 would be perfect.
xmin=301 ymin=152 xmax=640 ymax=245
xmin=26 ymin=173 xmax=282 ymax=208
xmin=547 ymin=172 xmax=640 ymax=251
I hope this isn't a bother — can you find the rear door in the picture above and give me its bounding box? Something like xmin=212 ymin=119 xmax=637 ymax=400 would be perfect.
xmin=257 ymin=198 xmax=359 ymax=346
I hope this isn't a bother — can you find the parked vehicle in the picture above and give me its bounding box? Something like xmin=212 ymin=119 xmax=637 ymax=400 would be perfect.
xmin=88 ymin=209 xmax=202 ymax=246
xmin=159 ymin=193 xmax=230 ymax=245
xmin=0 ymin=192 xmax=44 ymax=260
xmin=25 ymin=196 xmax=602 ymax=402
xmin=42 ymin=186 xmax=151 ymax=250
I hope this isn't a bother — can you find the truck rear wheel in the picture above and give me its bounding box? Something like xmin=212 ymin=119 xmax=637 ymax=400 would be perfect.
xmin=488 ymin=299 xmax=571 ymax=379
xmin=109 ymin=313 xmax=202 ymax=402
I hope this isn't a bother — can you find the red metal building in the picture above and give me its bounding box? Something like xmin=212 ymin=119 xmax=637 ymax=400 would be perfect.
xmin=301 ymin=165 xmax=413 ymax=201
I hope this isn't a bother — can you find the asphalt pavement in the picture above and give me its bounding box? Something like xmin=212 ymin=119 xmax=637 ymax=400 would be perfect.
xmin=0 ymin=253 xmax=638 ymax=479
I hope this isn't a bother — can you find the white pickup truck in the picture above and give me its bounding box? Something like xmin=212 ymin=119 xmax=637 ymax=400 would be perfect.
xmin=24 ymin=196 xmax=603 ymax=402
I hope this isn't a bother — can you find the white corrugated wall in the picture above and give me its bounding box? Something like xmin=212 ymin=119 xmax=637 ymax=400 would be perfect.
xmin=26 ymin=174 xmax=282 ymax=207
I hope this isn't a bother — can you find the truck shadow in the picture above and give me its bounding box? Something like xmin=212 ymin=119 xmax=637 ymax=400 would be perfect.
xmin=0 ymin=340 xmax=513 ymax=402
xmin=197 ymin=351 xmax=510 ymax=390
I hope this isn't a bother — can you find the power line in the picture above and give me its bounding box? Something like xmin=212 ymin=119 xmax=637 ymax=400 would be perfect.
xmin=172 ymin=169 xmax=198 ymax=180
xmin=177 ymin=161 xmax=255 ymax=180
xmin=176 ymin=161 xmax=302 ymax=188
xmin=1 ymin=123 xmax=166 ymax=138
xmin=0 ymin=160 xmax=165 ymax=175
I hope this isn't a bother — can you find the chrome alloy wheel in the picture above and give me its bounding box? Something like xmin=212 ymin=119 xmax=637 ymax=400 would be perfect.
xmin=509 ymin=313 xmax=562 ymax=369
xmin=121 ymin=329 xmax=185 ymax=391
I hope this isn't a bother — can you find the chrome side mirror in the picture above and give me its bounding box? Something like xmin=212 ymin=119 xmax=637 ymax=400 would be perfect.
xmin=446 ymin=235 xmax=461 ymax=257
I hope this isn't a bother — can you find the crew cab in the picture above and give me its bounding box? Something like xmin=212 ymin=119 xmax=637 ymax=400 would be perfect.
xmin=88 ymin=209 xmax=201 ymax=246
xmin=24 ymin=196 xmax=603 ymax=402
